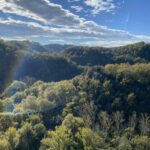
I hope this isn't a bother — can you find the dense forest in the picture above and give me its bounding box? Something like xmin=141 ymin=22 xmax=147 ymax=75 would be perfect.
xmin=0 ymin=39 xmax=150 ymax=150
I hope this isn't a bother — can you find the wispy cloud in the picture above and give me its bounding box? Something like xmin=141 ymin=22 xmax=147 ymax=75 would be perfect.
xmin=71 ymin=5 xmax=83 ymax=12
xmin=84 ymin=0 xmax=116 ymax=14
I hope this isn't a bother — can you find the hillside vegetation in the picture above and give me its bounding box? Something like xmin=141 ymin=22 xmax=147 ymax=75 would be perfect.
xmin=0 ymin=40 xmax=81 ymax=92
xmin=63 ymin=42 xmax=150 ymax=65
xmin=0 ymin=40 xmax=150 ymax=150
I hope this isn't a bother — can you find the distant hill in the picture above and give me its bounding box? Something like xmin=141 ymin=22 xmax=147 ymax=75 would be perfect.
xmin=0 ymin=39 xmax=81 ymax=92
xmin=62 ymin=42 xmax=150 ymax=66
xmin=5 ymin=40 xmax=47 ymax=52
xmin=4 ymin=40 xmax=74 ymax=52
xmin=44 ymin=44 xmax=73 ymax=52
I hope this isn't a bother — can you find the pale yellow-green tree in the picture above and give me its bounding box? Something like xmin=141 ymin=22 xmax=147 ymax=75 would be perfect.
xmin=0 ymin=139 xmax=10 ymax=150
xmin=76 ymin=127 xmax=103 ymax=150
xmin=5 ymin=127 xmax=17 ymax=150
xmin=131 ymin=135 xmax=150 ymax=150
xmin=41 ymin=125 xmax=72 ymax=150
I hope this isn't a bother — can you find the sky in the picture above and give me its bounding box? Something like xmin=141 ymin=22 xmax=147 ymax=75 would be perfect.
xmin=0 ymin=0 xmax=150 ymax=47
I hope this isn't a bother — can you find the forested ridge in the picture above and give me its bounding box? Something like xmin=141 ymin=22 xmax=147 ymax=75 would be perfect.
xmin=0 ymin=39 xmax=81 ymax=92
xmin=0 ymin=39 xmax=150 ymax=150
xmin=62 ymin=42 xmax=150 ymax=65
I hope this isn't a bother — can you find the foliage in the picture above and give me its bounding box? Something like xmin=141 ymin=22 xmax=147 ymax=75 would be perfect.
xmin=0 ymin=40 xmax=150 ymax=149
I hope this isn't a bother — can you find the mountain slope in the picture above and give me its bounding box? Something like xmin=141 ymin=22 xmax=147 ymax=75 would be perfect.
xmin=62 ymin=42 xmax=150 ymax=66
xmin=5 ymin=40 xmax=47 ymax=52
xmin=44 ymin=44 xmax=73 ymax=52
xmin=0 ymin=40 xmax=81 ymax=92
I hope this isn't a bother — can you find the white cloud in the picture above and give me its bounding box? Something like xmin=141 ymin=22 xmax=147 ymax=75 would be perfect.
xmin=0 ymin=18 xmax=136 ymax=40
xmin=0 ymin=0 xmax=84 ymax=27
xmin=0 ymin=18 xmax=50 ymax=37
xmin=71 ymin=5 xmax=83 ymax=12
xmin=84 ymin=0 xmax=116 ymax=14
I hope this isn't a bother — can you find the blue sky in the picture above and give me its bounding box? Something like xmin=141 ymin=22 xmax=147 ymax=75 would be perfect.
xmin=0 ymin=0 xmax=150 ymax=47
